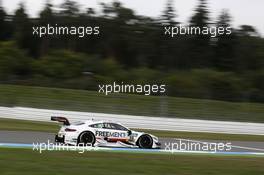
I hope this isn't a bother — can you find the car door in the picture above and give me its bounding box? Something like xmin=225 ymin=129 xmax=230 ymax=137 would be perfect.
xmin=102 ymin=122 xmax=130 ymax=142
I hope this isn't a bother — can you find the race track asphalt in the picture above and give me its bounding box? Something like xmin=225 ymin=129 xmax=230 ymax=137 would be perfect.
xmin=0 ymin=131 xmax=263 ymax=153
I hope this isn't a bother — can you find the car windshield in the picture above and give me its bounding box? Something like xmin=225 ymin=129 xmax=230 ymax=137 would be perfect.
xmin=104 ymin=123 xmax=129 ymax=131
xmin=89 ymin=123 xmax=104 ymax=128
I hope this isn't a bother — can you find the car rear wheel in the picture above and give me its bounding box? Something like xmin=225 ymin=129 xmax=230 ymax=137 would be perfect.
xmin=137 ymin=134 xmax=153 ymax=149
xmin=78 ymin=131 xmax=95 ymax=146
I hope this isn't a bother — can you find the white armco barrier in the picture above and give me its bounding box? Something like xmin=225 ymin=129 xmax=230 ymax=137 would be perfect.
xmin=0 ymin=106 xmax=264 ymax=136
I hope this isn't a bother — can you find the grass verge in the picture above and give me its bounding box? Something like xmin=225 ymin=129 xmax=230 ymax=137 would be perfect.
xmin=0 ymin=148 xmax=264 ymax=175
xmin=0 ymin=84 xmax=264 ymax=122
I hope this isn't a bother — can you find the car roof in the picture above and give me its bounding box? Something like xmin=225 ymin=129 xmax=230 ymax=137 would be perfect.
xmin=84 ymin=120 xmax=103 ymax=125
xmin=80 ymin=120 xmax=123 ymax=125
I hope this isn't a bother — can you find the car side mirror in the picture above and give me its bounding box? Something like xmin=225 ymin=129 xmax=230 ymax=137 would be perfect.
xmin=127 ymin=130 xmax=132 ymax=136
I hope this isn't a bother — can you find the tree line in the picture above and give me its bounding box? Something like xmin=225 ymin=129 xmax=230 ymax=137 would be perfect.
xmin=0 ymin=0 xmax=263 ymax=102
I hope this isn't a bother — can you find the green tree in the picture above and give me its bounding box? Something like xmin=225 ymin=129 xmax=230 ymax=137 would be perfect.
xmin=235 ymin=29 xmax=263 ymax=71
xmin=60 ymin=0 xmax=79 ymax=17
xmin=34 ymin=50 xmax=86 ymax=79
xmin=0 ymin=42 xmax=33 ymax=80
xmin=13 ymin=3 xmax=37 ymax=57
xmin=190 ymin=0 xmax=210 ymax=28
xmin=13 ymin=3 xmax=29 ymax=42
xmin=0 ymin=1 xmax=8 ymax=40
xmin=99 ymin=1 xmax=139 ymax=67
xmin=217 ymin=9 xmax=231 ymax=28
xmin=101 ymin=1 xmax=135 ymax=23
xmin=39 ymin=0 xmax=54 ymax=24
xmin=238 ymin=25 xmax=259 ymax=37
xmin=161 ymin=0 xmax=177 ymax=25
xmin=86 ymin=8 xmax=95 ymax=17
xmin=188 ymin=0 xmax=212 ymax=68
xmin=38 ymin=1 xmax=55 ymax=56
xmin=160 ymin=0 xmax=183 ymax=69
xmin=214 ymin=10 xmax=237 ymax=70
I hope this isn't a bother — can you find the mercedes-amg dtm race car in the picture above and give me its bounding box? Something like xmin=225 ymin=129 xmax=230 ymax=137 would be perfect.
xmin=51 ymin=116 xmax=161 ymax=149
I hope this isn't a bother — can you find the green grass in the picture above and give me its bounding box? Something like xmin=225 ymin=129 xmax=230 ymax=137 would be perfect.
xmin=0 ymin=84 xmax=264 ymax=123
xmin=0 ymin=148 xmax=264 ymax=175
xmin=0 ymin=118 xmax=59 ymax=132
xmin=1 ymin=118 xmax=264 ymax=142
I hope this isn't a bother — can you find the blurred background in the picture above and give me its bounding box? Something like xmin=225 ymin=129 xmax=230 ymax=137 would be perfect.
xmin=0 ymin=0 xmax=263 ymax=122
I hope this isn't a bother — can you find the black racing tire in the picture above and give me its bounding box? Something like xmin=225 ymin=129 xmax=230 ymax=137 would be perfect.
xmin=137 ymin=134 xmax=153 ymax=149
xmin=78 ymin=131 xmax=96 ymax=146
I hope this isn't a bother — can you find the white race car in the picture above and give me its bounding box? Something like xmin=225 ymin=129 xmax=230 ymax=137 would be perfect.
xmin=51 ymin=116 xmax=161 ymax=149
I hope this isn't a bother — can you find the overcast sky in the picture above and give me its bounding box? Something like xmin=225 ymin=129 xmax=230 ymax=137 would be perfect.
xmin=2 ymin=0 xmax=264 ymax=35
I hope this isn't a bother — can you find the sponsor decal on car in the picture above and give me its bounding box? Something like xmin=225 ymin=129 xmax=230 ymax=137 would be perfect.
xmin=95 ymin=131 xmax=126 ymax=138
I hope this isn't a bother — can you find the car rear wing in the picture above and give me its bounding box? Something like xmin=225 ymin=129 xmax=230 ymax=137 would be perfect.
xmin=51 ymin=116 xmax=70 ymax=126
